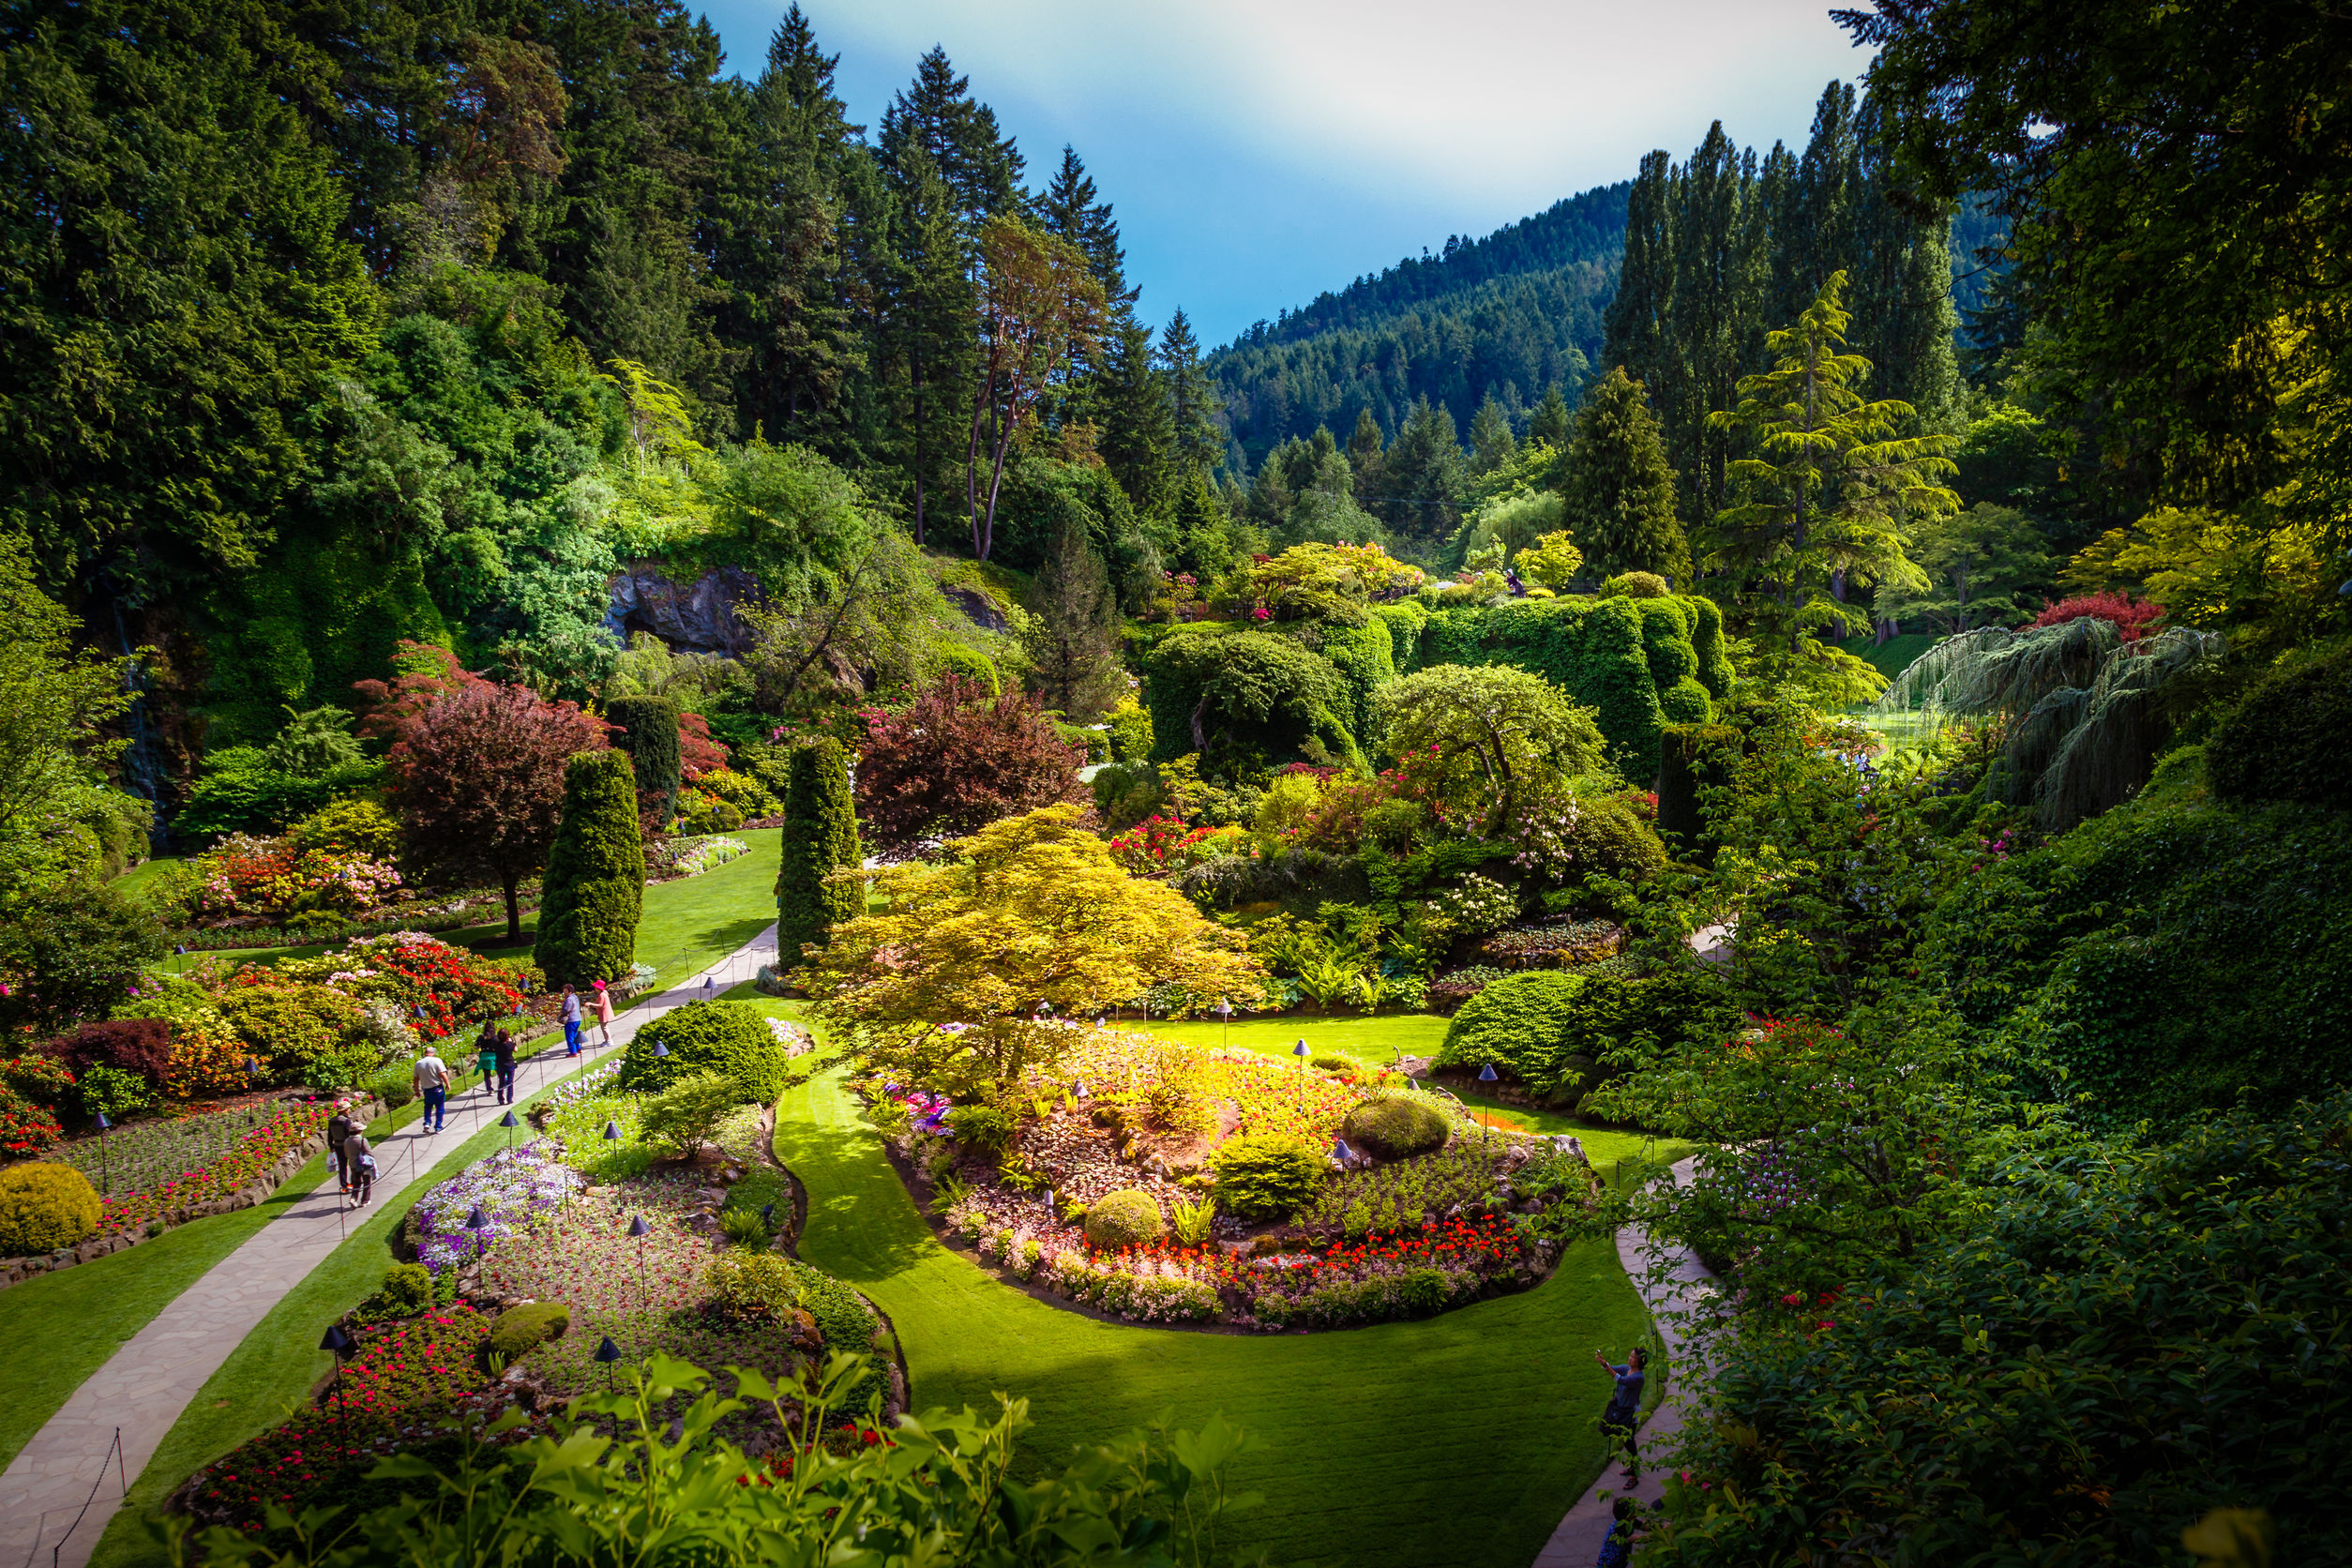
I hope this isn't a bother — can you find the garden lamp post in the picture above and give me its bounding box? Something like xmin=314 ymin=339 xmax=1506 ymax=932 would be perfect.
xmin=320 ymin=1323 xmax=355 ymax=1465
xmin=652 ymin=1041 xmax=669 ymax=1060
xmin=1331 ymin=1138 xmax=1354 ymax=1168
xmin=1478 ymin=1063 xmax=1499 ymax=1088
xmin=466 ymin=1204 xmax=491 ymax=1262
xmin=94 ymin=1110 xmax=111 ymax=1196
xmin=1217 ymin=998 xmax=1231 ymax=1051
xmin=594 ymin=1334 xmax=622 ymax=1391
xmin=1293 ymin=1039 xmax=1309 ymax=1073
xmin=628 ymin=1214 xmax=652 ymax=1323
xmin=500 ymin=1109 xmax=519 ymax=1152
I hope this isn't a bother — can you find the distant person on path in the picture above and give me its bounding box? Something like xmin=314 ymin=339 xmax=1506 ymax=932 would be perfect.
xmin=592 ymin=979 xmax=614 ymax=1046
xmin=562 ymin=986 xmax=582 ymax=1056
xmin=1593 ymin=1345 xmax=1646 ymax=1484
xmin=475 ymin=1028 xmax=499 ymax=1096
xmin=342 ymin=1129 xmax=376 ymax=1207
xmin=413 ymin=1046 xmax=450 ymax=1133
xmin=326 ymin=1101 xmax=355 ymax=1193
xmin=1595 ymin=1497 xmax=1638 ymax=1568
xmin=493 ymin=1028 xmax=518 ymax=1104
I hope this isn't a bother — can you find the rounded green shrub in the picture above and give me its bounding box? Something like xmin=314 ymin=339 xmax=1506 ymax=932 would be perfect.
xmin=1438 ymin=972 xmax=1589 ymax=1083
xmin=1581 ymin=598 xmax=1667 ymax=785
xmin=1209 ymin=1134 xmax=1325 ymax=1222
xmin=928 ymin=642 xmax=1001 ymax=696
xmin=1082 ymin=1188 xmax=1165 ymax=1249
xmin=216 ymin=984 xmax=364 ymax=1081
xmin=1342 ymin=1094 xmax=1450 ymax=1158
xmin=486 ymin=1301 xmax=569 ymax=1361
xmin=1563 ymin=792 xmax=1670 ymax=882
xmin=1308 ymin=1054 xmax=1355 ymax=1074
xmin=605 ymin=695 xmax=683 ymax=822
xmin=1603 ymin=571 xmax=1670 ymax=598
xmin=0 ymin=1161 xmax=102 ymax=1255
xmin=357 ymin=1262 xmax=433 ymax=1322
xmin=534 ymin=750 xmax=646 ymax=987
xmin=1440 ymin=967 xmax=1731 ymax=1106
xmin=1658 ymin=676 xmax=1713 ymax=725
xmin=621 ymin=1000 xmax=793 ymax=1103
xmin=2208 ymin=643 xmax=2352 ymax=811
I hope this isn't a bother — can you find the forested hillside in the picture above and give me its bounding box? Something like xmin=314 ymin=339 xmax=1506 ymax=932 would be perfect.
xmin=1205 ymin=183 xmax=1627 ymax=467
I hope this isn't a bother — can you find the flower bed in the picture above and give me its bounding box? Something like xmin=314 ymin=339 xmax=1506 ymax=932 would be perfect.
xmin=184 ymin=1305 xmax=493 ymax=1532
xmin=38 ymin=1100 xmax=335 ymax=1240
xmin=266 ymin=932 xmax=527 ymax=1043
xmin=478 ymin=1169 xmax=716 ymax=1308
xmin=655 ymin=835 xmax=750 ymax=879
xmin=1475 ymin=918 xmax=1625 ymax=970
xmin=405 ymin=1141 xmax=585 ymax=1274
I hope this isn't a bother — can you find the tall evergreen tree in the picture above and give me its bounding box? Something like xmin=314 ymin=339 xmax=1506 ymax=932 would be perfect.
xmin=1703 ymin=272 xmax=1957 ymax=648
xmin=878 ymin=48 xmax=1023 ymax=240
xmin=535 ymin=750 xmax=646 ymax=986
xmin=1468 ymin=393 xmax=1518 ymax=475
xmin=1527 ymin=385 xmax=1573 ymax=449
xmin=1158 ymin=309 xmax=1225 ymax=475
xmin=1095 ymin=322 xmax=1175 ymax=514
xmin=874 ymin=143 xmax=973 ymax=545
xmin=776 ymin=735 xmax=862 ymax=962
xmin=1376 ymin=397 xmax=1468 ymax=541
xmin=1561 ymin=369 xmax=1688 ymax=580
xmin=1033 ymin=145 xmax=1131 ymax=309
xmin=1021 ymin=508 xmax=1123 ymax=720
xmin=1603 ymin=151 xmax=1675 ymax=409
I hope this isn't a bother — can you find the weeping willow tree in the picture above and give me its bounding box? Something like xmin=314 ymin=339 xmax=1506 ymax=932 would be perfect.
xmin=1875 ymin=618 xmax=2224 ymax=828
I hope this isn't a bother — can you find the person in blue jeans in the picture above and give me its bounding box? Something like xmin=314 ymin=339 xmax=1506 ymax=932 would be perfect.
xmin=1592 ymin=1345 xmax=1646 ymax=1483
xmin=413 ymin=1046 xmax=450 ymax=1133
xmin=562 ymin=985 xmax=582 ymax=1056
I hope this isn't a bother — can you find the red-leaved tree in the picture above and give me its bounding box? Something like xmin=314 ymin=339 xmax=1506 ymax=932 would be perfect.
xmin=854 ymin=675 xmax=1089 ymax=860
xmin=355 ymin=643 xmax=609 ymax=942
xmin=679 ymin=712 xmax=730 ymax=781
xmin=2033 ymin=592 xmax=2164 ymax=642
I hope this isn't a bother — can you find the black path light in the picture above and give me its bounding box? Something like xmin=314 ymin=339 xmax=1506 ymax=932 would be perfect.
xmin=93 ymin=1110 xmax=111 ymax=1197
xmin=627 ymin=1214 xmax=653 ymax=1353
xmin=321 ymin=1323 xmax=356 ymax=1463
xmin=652 ymin=1040 xmax=670 ymax=1061
xmin=594 ymin=1334 xmax=623 ymax=1390
xmin=466 ymin=1203 xmax=491 ymax=1261
xmin=1478 ymin=1063 xmax=1500 ymax=1086
xmin=500 ymin=1108 xmax=520 ymax=1151
xmin=1293 ymin=1038 xmax=1310 ymax=1071
xmin=604 ymin=1119 xmax=623 ymax=1142
xmin=1331 ymin=1137 xmax=1355 ymax=1168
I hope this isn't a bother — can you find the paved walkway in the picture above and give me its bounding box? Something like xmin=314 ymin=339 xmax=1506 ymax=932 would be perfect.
xmin=0 ymin=928 xmax=777 ymax=1568
xmin=1533 ymin=1158 xmax=1716 ymax=1568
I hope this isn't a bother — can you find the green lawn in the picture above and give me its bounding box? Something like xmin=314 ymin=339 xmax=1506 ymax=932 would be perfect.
xmin=110 ymin=856 xmax=186 ymax=904
xmin=158 ymin=830 xmax=779 ymax=981
xmin=1838 ymin=631 xmax=1940 ymax=683
xmin=775 ymin=1063 xmax=1656 ymax=1568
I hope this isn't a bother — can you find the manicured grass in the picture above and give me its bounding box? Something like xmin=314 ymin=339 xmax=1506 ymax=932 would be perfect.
xmin=110 ymin=856 xmax=186 ymax=903
xmin=1838 ymin=631 xmax=1940 ymax=683
xmin=85 ymin=1055 xmax=620 ymax=1568
xmin=775 ymin=1064 xmax=1657 ymax=1568
xmin=0 ymin=1158 xmax=335 ymax=1474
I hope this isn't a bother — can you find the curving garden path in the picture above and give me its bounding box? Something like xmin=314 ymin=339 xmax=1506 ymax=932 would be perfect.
xmin=0 ymin=928 xmax=777 ymax=1568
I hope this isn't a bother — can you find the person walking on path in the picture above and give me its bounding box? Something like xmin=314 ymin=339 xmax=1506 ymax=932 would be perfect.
xmin=413 ymin=1046 xmax=450 ymax=1133
xmin=1595 ymin=1498 xmax=1639 ymax=1568
xmin=493 ymin=1029 xmax=518 ymax=1104
xmin=562 ymin=986 xmax=582 ymax=1056
xmin=1593 ymin=1346 xmax=1646 ymax=1484
xmin=325 ymin=1102 xmax=355 ymax=1194
xmin=592 ymin=979 xmax=614 ymax=1047
xmin=475 ymin=1029 xmax=499 ymax=1100
xmin=342 ymin=1129 xmax=376 ymax=1207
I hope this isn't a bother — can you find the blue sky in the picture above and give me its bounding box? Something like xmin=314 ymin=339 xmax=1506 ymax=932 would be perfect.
xmin=691 ymin=0 xmax=1873 ymax=348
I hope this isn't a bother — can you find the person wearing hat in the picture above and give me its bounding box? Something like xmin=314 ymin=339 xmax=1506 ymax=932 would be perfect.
xmin=326 ymin=1101 xmax=355 ymax=1193
xmin=593 ymin=979 xmax=615 ymax=1046
xmin=342 ymin=1128 xmax=376 ymax=1207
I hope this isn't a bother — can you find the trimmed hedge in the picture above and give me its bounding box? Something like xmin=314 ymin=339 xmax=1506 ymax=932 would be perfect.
xmin=1082 ymin=1188 xmax=1165 ymax=1249
xmin=1342 ymin=1094 xmax=1449 ymax=1158
xmin=534 ymin=750 xmax=645 ymax=987
xmin=0 ymin=1161 xmax=101 ymax=1255
xmin=620 ymin=1000 xmax=795 ymax=1103
xmin=606 ymin=696 xmax=682 ymax=823
xmin=486 ymin=1301 xmax=569 ymax=1361
xmin=1143 ymin=626 xmax=1361 ymax=767
xmin=776 ymin=737 xmax=863 ymax=964
xmin=1563 ymin=792 xmax=1669 ymax=882
xmin=2208 ymin=642 xmax=2352 ymax=812
xmin=1658 ymin=723 xmax=1742 ymax=864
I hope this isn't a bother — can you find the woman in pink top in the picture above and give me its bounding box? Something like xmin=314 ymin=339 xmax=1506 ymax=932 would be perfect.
xmin=593 ymin=979 xmax=615 ymax=1045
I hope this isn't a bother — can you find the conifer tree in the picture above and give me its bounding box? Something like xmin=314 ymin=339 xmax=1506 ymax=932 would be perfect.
xmin=1375 ymin=398 xmax=1467 ymax=541
xmin=1561 ymin=369 xmax=1688 ymax=580
xmin=1346 ymin=406 xmax=1386 ymax=490
xmin=1703 ymin=272 xmax=1956 ymax=649
xmin=605 ymin=696 xmax=683 ymax=824
xmin=1158 ymin=309 xmax=1225 ymax=474
xmin=1094 ymin=320 xmax=1174 ymax=514
xmin=1527 ymin=385 xmax=1573 ymax=449
xmin=1022 ymin=509 xmax=1123 ymax=720
xmin=776 ymin=736 xmax=862 ymax=961
xmin=875 ymin=143 xmax=974 ymax=545
xmin=1033 ymin=145 xmax=1131 ymax=309
xmin=1469 ymin=393 xmax=1518 ymax=475
xmin=535 ymin=750 xmax=646 ymax=986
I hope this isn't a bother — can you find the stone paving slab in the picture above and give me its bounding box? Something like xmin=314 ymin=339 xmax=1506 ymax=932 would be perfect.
xmin=0 ymin=927 xmax=776 ymax=1568
xmin=1533 ymin=1158 xmax=1714 ymax=1568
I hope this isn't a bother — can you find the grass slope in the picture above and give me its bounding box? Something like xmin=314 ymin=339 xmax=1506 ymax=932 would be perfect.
xmin=1838 ymin=632 xmax=1940 ymax=683
xmin=775 ymin=1065 xmax=1654 ymax=1568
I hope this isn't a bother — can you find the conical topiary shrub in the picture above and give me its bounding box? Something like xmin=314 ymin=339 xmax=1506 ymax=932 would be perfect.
xmin=776 ymin=735 xmax=863 ymax=965
xmin=604 ymin=695 xmax=682 ymax=824
xmin=534 ymin=749 xmax=646 ymax=986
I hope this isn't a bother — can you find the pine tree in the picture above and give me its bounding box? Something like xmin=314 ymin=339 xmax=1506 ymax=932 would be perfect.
xmin=1095 ymin=321 xmax=1175 ymax=515
xmin=1561 ymin=369 xmax=1688 ymax=580
xmin=534 ymin=750 xmax=646 ymax=986
xmin=1527 ymin=385 xmax=1572 ymax=449
xmin=1022 ymin=508 xmax=1123 ymax=720
xmin=1171 ymin=468 xmax=1236 ymax=578
xmin=1375 ymin=398 xmax=1467 ymax=541
xmin=776 ymin=736 xmax=862 ymax=962
xmin=1033 ymin=144 xmax=1131 ymax=309
xmin=1157 ymin=309 xmax=1225 ymax=474
xmin=878 ymin=48 xmax=1023 ymax=240
xmin=1703 ymin=272 xmax=1957 ymax=649
xmin=604 ymin=696 xmax=683 ymax=824
xmin=1468 ymin=393 xmax=1518 ymax=475
xmin=1602 ymin=151 xmax=1675 ymax=409
xmin=874 ymin=143 xmax=974 ymax=545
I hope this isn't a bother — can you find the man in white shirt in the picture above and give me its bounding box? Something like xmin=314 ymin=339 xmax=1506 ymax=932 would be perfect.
xmin=413 ymin=1047 xmax=450 ymax=1133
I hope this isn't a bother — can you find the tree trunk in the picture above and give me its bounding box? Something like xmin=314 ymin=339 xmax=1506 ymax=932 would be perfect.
xmin=503 ymin=872 xmax=522 ymax=944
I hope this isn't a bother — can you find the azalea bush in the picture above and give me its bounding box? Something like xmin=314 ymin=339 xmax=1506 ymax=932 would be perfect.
xmin=1106 ymin=817 xmax=1247 ymax=875
xmin=181 ymin=835 xmax=405 ymax=927
xmin=271 ymin=932 xmax=528 ymax=1042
